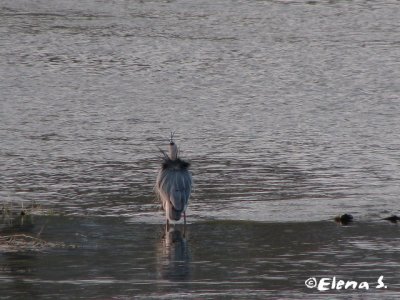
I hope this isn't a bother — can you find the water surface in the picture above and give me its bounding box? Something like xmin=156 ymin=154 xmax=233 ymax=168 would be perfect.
xmin=1 ymin=0 xmax=400 ymax=298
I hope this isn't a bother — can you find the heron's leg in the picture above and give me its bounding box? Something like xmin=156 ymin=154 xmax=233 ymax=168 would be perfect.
xmin=183 ymin=212 xmax=187 ymax=237
xmin=166 ymin=219 xmax=170 ymax=231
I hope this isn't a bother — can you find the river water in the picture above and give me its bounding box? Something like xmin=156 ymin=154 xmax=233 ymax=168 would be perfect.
xmin=1 ymin=0 xmax=400 ymax=298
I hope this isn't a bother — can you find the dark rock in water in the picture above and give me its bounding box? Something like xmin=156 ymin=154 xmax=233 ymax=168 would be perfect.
xmin=382 ymin=215 xmax=400 ymax=224
xmin=334 ymin=214 xmax=354 ymax=225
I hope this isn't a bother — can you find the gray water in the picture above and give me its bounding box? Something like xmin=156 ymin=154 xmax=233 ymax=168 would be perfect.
xmin=1 ymin=0 xmax=400 ymax=298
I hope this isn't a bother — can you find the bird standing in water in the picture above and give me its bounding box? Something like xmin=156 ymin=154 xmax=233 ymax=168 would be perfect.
xmin=155 ymin=133 xmax=192 ymax=228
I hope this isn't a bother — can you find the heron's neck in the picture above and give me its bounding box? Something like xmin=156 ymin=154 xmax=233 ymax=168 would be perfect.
xmin=168 ymin=143 xmax=178 ymax=160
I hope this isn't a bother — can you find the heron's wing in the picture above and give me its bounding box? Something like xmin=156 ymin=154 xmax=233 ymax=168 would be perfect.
xmin=181 ymin=171 xmax=192 ymax=209
xmin=157 ymin=168 xmax=192 ymax=212
xmin=166 ymin=170 xmax=191 ymax=211
xmin=156 ymin=169 xmax=170 ymax=209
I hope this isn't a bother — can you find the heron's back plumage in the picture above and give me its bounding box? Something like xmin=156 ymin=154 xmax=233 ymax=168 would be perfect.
xmin=156 ymin=157 xmax=192 ymax=222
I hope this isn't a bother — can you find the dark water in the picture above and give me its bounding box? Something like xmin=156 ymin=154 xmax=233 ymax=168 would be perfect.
xmin=1 ymin=0 xmax=400 ymax=298
xmin=1 ymin=216 xmax=400 ymax=299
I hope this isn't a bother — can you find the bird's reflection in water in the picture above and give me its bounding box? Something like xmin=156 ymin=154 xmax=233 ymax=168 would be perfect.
xmin=157 ymin=226 xmax=191 ymax=281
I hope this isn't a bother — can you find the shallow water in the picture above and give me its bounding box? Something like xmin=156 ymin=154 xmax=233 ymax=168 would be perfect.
xmin=1 ymin=0 xmax=400 ymax=298
xmin=1 ymin=216 xmax=400 ymax=299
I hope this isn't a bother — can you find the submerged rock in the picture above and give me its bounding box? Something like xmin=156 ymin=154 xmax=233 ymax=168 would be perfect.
xmin=334 ymin=214 xmax=354 ymax=225
xmin=382 ymin=215 xmax=400 ymax=224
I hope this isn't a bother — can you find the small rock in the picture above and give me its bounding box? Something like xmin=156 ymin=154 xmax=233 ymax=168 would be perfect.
xmin=382 ymin=215 xmax=400 ymax=224
xmin=334 ymin=214 xmax=354 ymax=225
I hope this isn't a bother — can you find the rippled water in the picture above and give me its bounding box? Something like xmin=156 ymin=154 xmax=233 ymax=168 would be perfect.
xmin=1 ymin=0 xmax=400 ymax=298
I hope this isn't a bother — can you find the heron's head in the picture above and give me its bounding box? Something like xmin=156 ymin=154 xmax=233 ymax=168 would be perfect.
xmin=168 ymin=134 xmax=178 ymax=160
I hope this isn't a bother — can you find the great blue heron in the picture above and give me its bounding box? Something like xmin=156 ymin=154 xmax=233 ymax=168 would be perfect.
xmin=155 ymin=133 xmax=192 ymax=227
